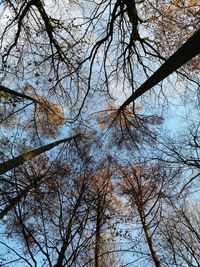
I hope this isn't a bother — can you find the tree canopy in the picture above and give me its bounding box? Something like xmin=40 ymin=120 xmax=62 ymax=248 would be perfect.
xmin=0 ymin=0 xmax=199 ymax=266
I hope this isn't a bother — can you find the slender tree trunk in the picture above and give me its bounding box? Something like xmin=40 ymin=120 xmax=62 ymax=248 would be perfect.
xmin=0 ymin=183 xmax=32 ymax=219
xmin=55 ymin=185 xmax=84 ymax=267
xmin=0 ymin=134 xmax=79 ymax=175
xmin=0 ymin=174 xmax=46 ymax=220
xmin=54 ymin=220 xmax=74 ymax=267
xmin=139 ymin=208 xmax=162 ymax=267
xmin=125 ymin=0 xmax=139 ymax=40
xmin=95 ymin=197 xmax=101 ymax=267
xmin=119 ymin=29 xmax=200 ymax=110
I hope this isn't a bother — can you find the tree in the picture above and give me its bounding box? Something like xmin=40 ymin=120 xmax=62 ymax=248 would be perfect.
xmin=118 ymin=163 xmax=163 ymax=266
xmin=1 ymin=151 xmax=90 ymax=266
xmin=82 ymin=167 xmax=122 ymax=267
xmin=118 ymin=162 xmax=182 ymax=267
xmin=0 ymin=146 xmax=122 ymax=266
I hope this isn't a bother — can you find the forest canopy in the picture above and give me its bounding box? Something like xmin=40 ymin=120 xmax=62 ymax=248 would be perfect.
xmin=0 ymin=0 xmax=199 ymax=266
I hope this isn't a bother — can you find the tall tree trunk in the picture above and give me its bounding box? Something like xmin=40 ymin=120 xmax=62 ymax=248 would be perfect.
xmin=0 ymin=174 xmax=46 ymax=220
xmin=0 ymin=183 xmax=33 ymax=219
xmin=0 ymin=134 xmax=79 ymax=175
xmin=55 ymin=184 xmax=85 ymax=267
xmin=95 ymin=197 xmax=101 ymax=267
xmin=119 ymin=29 xmax=200 ymax=110
xmin=0 ymin=85 xmax=36 ymax=102
xmin=139 ymin=208 xmax=162 ymax=267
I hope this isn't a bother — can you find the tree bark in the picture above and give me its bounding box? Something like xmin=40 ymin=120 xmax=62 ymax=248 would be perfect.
xmin=139 ymin=209 xmax=162 ymax=267
xmin=119 ymin=29 xmax=200 ymax=110
xmin=0 ymin=135 xmax=79 ymax=175
xmin=0 ymin=85 xmax=36 ymax=102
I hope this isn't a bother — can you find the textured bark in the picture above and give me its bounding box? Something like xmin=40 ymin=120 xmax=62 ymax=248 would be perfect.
xmin=119 ymin=29 xmax=200 ymax=110
xmin=0 ymin=135 xmax=79 ymax=175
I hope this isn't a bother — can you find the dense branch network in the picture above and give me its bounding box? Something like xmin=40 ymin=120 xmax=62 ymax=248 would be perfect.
xmin=0 ymin=0 xmax=200 ymax=266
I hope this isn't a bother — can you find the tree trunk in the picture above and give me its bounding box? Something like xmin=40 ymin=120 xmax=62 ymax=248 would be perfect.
xmin=119 ymin=29 xmax=200 ymax=110
xmin=139 ymin=209 xmax=162 ymax=267
xmin=0 ymin=174 xmax=46 ymax=220
xmin=95 ymin=197 xmax=102 ymax=267
xmin=55 ymin=184 xmax=84 ymax=267
xmin=0 ymin=183 xmax=33 ymax=219
xmin=0 ymin=85 xmax=36 ymax=102
xmin=0 ymin=134 xmax=79 ymax=175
